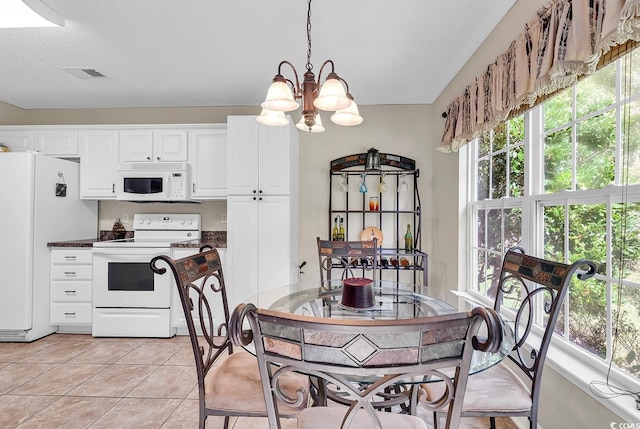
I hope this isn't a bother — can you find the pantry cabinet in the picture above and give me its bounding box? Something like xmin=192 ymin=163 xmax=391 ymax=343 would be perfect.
xmin=226 ymin=115 xmax=298 ymax=311
xmin=227 ymin=116 xmax=294 ymax=196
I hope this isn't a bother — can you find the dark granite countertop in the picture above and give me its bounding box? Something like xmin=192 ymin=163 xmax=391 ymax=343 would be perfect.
xmin=47 ymin=231 xmax=226 ymax=248
xmin=47 ymin=239 xmax=98 ymax=248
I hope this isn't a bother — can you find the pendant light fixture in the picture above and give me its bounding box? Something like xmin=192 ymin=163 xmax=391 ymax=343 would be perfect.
xmin=257 ymin=0 xmax=363 ymax=132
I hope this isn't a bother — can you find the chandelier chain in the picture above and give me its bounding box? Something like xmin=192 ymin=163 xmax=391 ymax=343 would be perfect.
xmin=306 ymin=0 xmax=312 ymax=71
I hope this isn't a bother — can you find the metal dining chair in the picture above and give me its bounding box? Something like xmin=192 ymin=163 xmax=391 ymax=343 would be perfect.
xmin=150 ymin=247 xmax=309 ymax=429
xmin=317 ymin=237 xmax=378 ymax=283
xmin=231 ymin=302 xmax=503 ymax=429
xmin=423 ymin=247 xmax=597 ymax=429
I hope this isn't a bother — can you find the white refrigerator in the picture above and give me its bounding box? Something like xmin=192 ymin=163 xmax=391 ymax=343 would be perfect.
xmin=0 ymin=152 xmax=98 ymax=342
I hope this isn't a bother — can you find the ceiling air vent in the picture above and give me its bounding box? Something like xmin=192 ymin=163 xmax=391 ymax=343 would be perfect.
xmin=61 ymin=67 xmax=106 ymax=79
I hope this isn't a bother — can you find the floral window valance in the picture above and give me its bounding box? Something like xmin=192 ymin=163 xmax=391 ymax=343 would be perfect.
xmin=439 ymin=0 xmax=640 ymax=153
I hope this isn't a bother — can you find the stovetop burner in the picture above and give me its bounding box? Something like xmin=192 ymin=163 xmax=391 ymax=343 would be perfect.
xmin=93 ymin=213 xmax=201 ymax=249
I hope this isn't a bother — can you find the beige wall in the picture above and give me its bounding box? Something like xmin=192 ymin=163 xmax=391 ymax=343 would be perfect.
xmin=0 ymin=100 xmax=27 ymax=124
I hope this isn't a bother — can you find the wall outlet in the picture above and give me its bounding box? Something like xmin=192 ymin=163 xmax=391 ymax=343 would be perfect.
xmin=122 ymin=214 xmax=130 ymax=224
xmin=221 ymin=214 xmax=227 ymax=224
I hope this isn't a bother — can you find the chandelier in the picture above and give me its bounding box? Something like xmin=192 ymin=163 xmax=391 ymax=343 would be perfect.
xmin=257 ymin=0 xmax=363 ymax=133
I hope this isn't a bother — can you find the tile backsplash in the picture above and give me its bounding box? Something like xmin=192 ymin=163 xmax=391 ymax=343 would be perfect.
xmin=97 ymin=200 xmax=227 ymax=232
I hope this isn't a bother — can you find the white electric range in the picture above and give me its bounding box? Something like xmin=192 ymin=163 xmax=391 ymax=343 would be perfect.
xmin=92 ymin=213 xmax=201 ymax=337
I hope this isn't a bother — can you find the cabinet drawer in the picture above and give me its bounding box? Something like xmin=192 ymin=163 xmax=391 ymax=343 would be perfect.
xmin=51 ymin=250 xmax=92 ymax=264
xmin=51 ymin=265 xmax=92 ymax=281
xmin=51 ymin=281 xmax=92 ymax=302
xmin=50 ymin=303 xmax=92 ymax=324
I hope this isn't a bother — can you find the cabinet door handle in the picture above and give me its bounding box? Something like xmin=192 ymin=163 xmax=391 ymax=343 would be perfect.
xmin=259 ymin=197 xmax=262 ymax=201
xmin=253 ymin=196 xmax=257 ymax=201
xmin=112 ymin=184 xmax=115 ymax=193
xmin=156 ymin=156 xmax=160 ymax=161
xmin=64 ymin=290 xmax=77 ymax=295
xmin=146 ymin=156 xmax=151 ymax=160
xmin=64 ymin=256 xmax=77 ymax=261
xmin=63 ymin=312 xmax=77 ymax=317
xmin=252 ymin=189 xmax=257 ymax=194
xmin=64 ymin=271 xmax=77 ymax=277
xmin=259 ymin=189 xmax=263 ymax=194
xmin=193 ymin=183 xmax=196 ymax=193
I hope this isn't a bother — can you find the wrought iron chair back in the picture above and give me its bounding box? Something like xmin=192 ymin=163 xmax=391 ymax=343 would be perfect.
xmin=427 ymin=247 xmax=597 ymax=429
xmin=151 ymin=247 xmax=309 ymax=429
xmin=231 ymin=302 xmax=502 ymax=429
xmin=495 ymin=247 xmax=596 ymax=395
xmin=317 ymin=237 xmax=378 ymax=283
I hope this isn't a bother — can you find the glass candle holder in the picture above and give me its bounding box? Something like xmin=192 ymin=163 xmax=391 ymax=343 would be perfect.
xmin=369 ymin=196 xmax=379 ymax=211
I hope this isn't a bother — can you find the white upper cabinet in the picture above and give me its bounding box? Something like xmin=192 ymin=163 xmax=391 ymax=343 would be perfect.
xmin=120 ymin=129 xmax=188 ymax=162
xmin=189 ymin=127 xmax=227 ymax=199
xmin=34 ymin=129 xmax=79 ymax=157
xmin=227 ymin=115 xmax=296 ymax=196
xmin=79 ymin=130 xmax=119 ymax=199
xmin=0 ymin=129 xmax=33 ymax=151
xmin=0 ymin=127 xmax=79 ymax=157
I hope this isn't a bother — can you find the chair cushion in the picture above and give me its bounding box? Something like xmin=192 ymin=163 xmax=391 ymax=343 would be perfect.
xmin=298 ymin=406 xmax=427 ymax=429
xmin=204 ymin=349 xmax=309 ymax=416
xmin=423 ymin=362 xmax=532 ymax=413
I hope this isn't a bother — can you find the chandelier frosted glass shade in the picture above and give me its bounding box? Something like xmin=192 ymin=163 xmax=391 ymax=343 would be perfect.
xmin=259 ymin=0 xmax=362 ymax=133
xmin=313 ymin=77 xmax=351 ymax=111
xmin=256 ymin=109 xmax=289 ymax=126
xmin=331 ymin=99 xmax=363 ymax=126
xmin=261 ymin=80 xmax=299 ymax=112
xmin=296 ymin=113 xmax=325 ymax=133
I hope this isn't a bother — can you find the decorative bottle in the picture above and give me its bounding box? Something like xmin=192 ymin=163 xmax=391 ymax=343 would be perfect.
xmin=332 ymin=217 xmax=338 ymax=240
xmin=112 ymin=218 xmax=126 ymax=240
xmin=338 ymin=217 xmax=345 ymax=241
xmin=404 ymin=224 xmax=413 ymax=252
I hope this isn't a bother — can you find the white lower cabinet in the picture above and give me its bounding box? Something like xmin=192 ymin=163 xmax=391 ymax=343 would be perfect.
xmin=171 ymin=247 xmax=226 ymax=335
xmin=50 ymin=248 xmax=93 ymax=328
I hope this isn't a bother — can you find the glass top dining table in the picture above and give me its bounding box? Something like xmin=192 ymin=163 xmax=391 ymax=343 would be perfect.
xmin=243 ymin=279 xmax=516 ymax=379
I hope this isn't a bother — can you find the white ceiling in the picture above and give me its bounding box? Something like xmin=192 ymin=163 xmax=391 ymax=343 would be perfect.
xmin=0 ymin=0 xmax=516 ymax=110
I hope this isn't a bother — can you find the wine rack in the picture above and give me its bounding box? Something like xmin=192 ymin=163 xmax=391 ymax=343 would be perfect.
xmin=327 ymin=150 xmax=428 ymax=286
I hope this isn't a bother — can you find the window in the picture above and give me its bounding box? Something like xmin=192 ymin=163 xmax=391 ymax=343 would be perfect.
xmin=468 ymin=54 xmax=640 ymax=385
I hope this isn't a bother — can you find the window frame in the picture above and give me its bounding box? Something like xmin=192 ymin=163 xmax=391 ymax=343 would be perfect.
xmin=463 ymin=56 xmax=640 ymax=410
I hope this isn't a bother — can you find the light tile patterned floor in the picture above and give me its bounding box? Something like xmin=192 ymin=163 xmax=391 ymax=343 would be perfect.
xmin=0 ymin=333 xmax=517 ymax=428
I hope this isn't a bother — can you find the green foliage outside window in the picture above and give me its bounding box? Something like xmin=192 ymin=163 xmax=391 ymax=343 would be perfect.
xmin=475 ymin=56 xmax=640 ymax=378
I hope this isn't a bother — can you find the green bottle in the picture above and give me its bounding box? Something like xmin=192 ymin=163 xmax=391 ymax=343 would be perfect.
xmin=404 ymin=224 xmax=413 ymax=251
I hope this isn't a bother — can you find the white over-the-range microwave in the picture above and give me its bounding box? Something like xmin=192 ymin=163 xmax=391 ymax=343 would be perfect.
xmin=116 ymin=162 xmax=200 ymax=202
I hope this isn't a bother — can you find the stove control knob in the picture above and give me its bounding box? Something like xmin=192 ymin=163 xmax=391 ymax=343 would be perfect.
xmin=188 ymin=220 xmax=193 ymax=225
xmin=180 ymin=220 xmax=185 ymax=225
xmin=146 ymin=219 xmax=151 ymax=225
xmin=138 ymin=219 xmax=144 ymax=225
